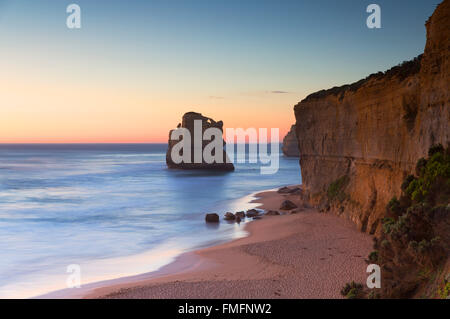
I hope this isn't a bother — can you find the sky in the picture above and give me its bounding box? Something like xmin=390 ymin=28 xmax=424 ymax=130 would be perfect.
xmin=0 ymin=0 xmax=438 ymax=143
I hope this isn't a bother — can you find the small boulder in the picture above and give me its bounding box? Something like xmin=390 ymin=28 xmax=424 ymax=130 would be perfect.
xmin=280 ymin=200 xmax=297 ymax=210
xmin=205 ymin=213 xmax=220 ymax=223
xmin=236 ymin=216 xmax=241 ymax=223
xmin=253 ymin=216 xmax=262 ymax=220
xmin=235 ymin=211 xmax=246 ymax=219
xmin=265 ymin=210 xmax=280 ymax=216
xmin=277 ymin=186 xmax=302 ymax=194
xmin=277 ymin=186 xmax=292 ymax=194
xmin=224 ymin=212 xmax=236 ymax=221
xmin=246 ymin=209 xmax=260 ymax=218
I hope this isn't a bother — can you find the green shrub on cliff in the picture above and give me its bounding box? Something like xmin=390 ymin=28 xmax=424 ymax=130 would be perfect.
xmin=340 ymin=281 xmax=363 ymax=299
xmin=368 ymin=291 xmax=381 ymax=299
xmin=402 ymin=175 xmax=416 ymax=192
xmin=374 ymin=145 xmax=449 ymax=298
xmin=415 ymin=158 xmax=427 ymax=176
xmin=387 ymin=197 xmax=401 ymax=215
xmin=382 ymin=217 xmax=396 ymax=234
xmin=368 ymin=250 xmax=379 ymax=263
xmin=404 ymin=145 xmax=450 ymax=205
xmin=428 ymin=144 xmax=444 ymax=157
xmin=327 ymin=175 xmax=349 ymax=203
xmin=438 ymin=278 xmax=450 ymax=299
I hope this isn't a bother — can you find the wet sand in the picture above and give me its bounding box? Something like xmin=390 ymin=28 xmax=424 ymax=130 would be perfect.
xmin=86 ymin=186 xmax=373 ymax=299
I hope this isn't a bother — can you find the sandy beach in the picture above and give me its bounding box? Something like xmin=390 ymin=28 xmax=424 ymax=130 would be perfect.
xmin=84 ymin=186 xmax=373 ymax=299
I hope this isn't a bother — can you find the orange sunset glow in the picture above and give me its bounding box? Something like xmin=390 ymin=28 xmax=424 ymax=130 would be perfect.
xmin=1 ymin=71 xmax=297 ymax=143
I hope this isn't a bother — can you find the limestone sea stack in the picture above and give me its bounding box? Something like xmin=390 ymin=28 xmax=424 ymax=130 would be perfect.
xmin=166 ymin=112 xmax=234 ymax=171
xmin=282 ymin=125 xmax=300 ymax=157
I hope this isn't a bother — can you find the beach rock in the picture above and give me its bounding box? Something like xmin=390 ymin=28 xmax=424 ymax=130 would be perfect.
xmin=224 ymin=212 xmax=236 ymax=221
xmin=277 ymin=187 xmax=292 ymax=194
xmin=277 ymin=186 xmax=302 ymax=194
xmin=246 ymin=209 xmax=260 ymax=218
xmin=235 ymin=211 xmax=246 ymax=219
xmin=166 ymin=112 xmax=234 ymax=171
xmin=280 ymin=200 xmax=297 ymax=210
xmin=252 ymin=216 xmax=262 ymax=220
xmin=205 ymin=213 xmax=220 ymax=223
xmin=282 ymin=125 xmax=300 ymax=157
xmin=265 ymin=210 xmax=280 ymax=216
xmin=236 ymin=216 xmax=241 ymax=223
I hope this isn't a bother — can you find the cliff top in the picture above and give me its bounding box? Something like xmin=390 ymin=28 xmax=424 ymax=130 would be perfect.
xmin=301 ymin=55 xmax=423 ymax=103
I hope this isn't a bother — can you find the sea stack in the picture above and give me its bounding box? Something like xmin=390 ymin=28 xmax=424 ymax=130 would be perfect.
xmin=282 ymin=125 xmax=300 ymax=157
xmin=166 ymin=112 xmax=235 ymax=171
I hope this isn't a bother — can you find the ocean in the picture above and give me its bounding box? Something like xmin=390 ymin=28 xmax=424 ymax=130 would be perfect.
xmin=0 ymin=144 xmax=301 ymax=298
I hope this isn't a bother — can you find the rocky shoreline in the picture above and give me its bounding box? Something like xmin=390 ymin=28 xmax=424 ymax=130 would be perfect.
xmin=84 ymin=185 xmax=373 ymax=299
xmin=204 ymin=186 xmax=307 ymax=224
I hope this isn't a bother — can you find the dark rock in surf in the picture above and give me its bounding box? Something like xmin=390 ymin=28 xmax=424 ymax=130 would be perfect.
xmin=235 ymin=211 xmax=246 ymax=219
xmin=224 ymin=212 xmax=236 ymax=221
xmin=246 ymin=209 xmax=260 ymax=218
xmin=205 ymin=213 xmax=220 ymax=223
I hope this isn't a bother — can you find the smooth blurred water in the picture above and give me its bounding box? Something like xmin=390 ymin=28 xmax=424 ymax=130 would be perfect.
xmin=0 ymin=144 xmax=301 ymax=298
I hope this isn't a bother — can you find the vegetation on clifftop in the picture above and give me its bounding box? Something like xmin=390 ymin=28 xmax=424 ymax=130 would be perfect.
xmin=302 ymin=55 xmax=423 ymax=102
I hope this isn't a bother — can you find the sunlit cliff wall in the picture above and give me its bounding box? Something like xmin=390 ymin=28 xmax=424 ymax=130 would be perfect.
xmin=294 ymin=0 xmax=449 ymax=234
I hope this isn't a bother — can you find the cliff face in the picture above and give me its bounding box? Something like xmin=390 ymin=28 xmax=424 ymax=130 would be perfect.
xmin=282 ymin=125 xmax=300 ymax=157
xmin=294 ymin=0 xmax=449 ymax=234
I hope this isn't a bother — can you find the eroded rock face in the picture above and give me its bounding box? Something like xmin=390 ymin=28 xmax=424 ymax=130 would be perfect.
xmin=166 ymin=112 xmax=234 ymax=171
xmin=282 ymin=125 xmax=300 ymax=157
xmin=294 ymin=0 xmax=449 ymax=234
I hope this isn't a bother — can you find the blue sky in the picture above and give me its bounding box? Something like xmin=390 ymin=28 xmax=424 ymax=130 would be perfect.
xmin=0 ymin=0 xmax=440 ymax=142
xmin=0 ymin=0 xmax=437 ymax=88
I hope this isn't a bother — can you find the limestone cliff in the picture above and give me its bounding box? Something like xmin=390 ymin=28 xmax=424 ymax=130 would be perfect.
xmin=294 ymin=0 xmax=449 ymax=234
xmin=282 ymin=125 xmax=300 ymax=157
